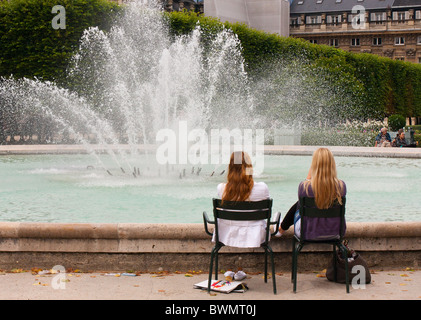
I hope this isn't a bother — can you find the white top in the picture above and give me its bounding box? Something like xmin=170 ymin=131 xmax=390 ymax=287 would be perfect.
xmin=212 ymin=182 xmax=270 ymax=248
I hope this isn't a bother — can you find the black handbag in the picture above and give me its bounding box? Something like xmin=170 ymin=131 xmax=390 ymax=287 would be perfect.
xmin=326 ymin=241 xmax=371 ymax=284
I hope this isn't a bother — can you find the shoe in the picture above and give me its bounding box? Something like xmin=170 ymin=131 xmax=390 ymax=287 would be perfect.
xmin=224 ymin=270 xmax=235 ymax=281
xmin=274 ymin=227 xmax=283 ymax=237
xmin=234 ymin=270 xmax=247 ymax=281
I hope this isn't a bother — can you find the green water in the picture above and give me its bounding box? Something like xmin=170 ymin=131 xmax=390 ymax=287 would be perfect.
xmin=0 ymin=154 xmax=419 ymax=223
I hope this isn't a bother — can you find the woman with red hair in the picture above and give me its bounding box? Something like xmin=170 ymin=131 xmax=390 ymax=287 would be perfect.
xmin=213 ymin=151 xmax=270 ymax=280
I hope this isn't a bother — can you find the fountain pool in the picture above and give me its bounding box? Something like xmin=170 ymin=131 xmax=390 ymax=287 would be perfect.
xmin=0 ymin=153 xmax=419 ymax=223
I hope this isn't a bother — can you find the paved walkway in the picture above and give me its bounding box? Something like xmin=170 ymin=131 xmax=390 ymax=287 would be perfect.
xmin=0 ymin=268 xmax=420 ymax=300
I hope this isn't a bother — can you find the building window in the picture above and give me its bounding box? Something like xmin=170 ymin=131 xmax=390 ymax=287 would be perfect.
xmin=329 ymin=39 xmax=339 ymax=47
xmin=290 ymin=17 xmax=301 ymax=26
xmin=351 ymin=38 xmax=360 ymax=46
xmin=373 ymin=37 xmax=382 ymax=46
xmin=417 ymin=36 xmax=421 ymax=45
xmin=371 ymin=12 xmax=386 ymax=24
xmin=395 ymin=57 xmax=405 ymax=61
xmin=326 ymin=15 xmax=342 ymax=24
xmin=306 ymin=15 xmax=322 ymax=25
xmin=416 ymin=11 xmax=421 ymax=20
xmin=308 ymin=39 xmax=318 ymax=44
xmin=418 ymin=57 xmax=421 ymax=64
xmin=393 ymin=11 xmax=409 ymax=22
xmin=395 ymin=37 xmax=405 ymax=45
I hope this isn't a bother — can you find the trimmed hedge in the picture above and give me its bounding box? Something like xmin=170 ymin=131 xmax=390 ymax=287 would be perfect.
xmin=1 ymin=3 xmax=421 ymax=119
xmin=0 ymin=0 xmax=120 ymax=82
xmin=167 ymin=11 xmax=421 ymax=119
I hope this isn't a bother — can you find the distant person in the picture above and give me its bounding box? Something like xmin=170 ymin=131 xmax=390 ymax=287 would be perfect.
xmin=214 ymin=151 xmax=270 ymax=281
xmin=375 ymin=127 xmax=392 ymax=147
xmin=393 ymin=131 xmax=418 ymax=148
xmin=277 ymin=148 xmax=346 ymax=239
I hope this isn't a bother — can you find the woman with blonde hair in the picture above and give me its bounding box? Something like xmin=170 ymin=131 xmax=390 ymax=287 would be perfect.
xmin=277 ymin=147 xmax=346 ymax=237
xmin=214 ymin=151 xmax=270 ymax=280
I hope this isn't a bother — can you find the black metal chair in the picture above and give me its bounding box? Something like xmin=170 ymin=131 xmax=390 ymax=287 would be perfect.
xmin=203 ymin=198 xmax=281 ymax=294
xmin=291 ymin=196 xmax=349 ymax=293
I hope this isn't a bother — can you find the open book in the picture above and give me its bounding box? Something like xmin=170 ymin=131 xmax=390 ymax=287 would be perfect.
xmin=194 ymin=279 xmax=248 ymax=293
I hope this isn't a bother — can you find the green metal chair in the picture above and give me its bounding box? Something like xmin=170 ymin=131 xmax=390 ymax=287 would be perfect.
xmin=291 ymin=196 xmax=349 ymax=293
xmin=203 ymin=198 xmax=281 ymax=294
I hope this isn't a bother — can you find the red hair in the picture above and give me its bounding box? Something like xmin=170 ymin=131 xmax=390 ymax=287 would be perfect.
xmin=222 ymin=151 xmax=254 ymax=203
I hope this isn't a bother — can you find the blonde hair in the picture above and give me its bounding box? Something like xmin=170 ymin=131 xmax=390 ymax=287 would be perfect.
xmin=222 ymin=151 xmax=254 ymax=203
xmin=304 ymin=148 xmax=344 ymax=209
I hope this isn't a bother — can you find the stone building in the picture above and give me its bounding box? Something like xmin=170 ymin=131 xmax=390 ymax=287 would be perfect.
xmin=290 ymin=0 xmax=421 ymax=63
xmin=110 ymin=0 xmax=204 ymax=13
xmin=204 ymin=0 xmax=290 ymax=37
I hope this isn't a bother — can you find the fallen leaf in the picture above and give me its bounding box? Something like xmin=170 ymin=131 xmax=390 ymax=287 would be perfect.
xmin=31 ymin=268 xmax=42 ymax=275
xmin=400 ymin=274 xmax=409 ymax=277
xmin=385 ymin=282 xmax=391 ymax=284
xmin=11 ymin=268 xmax=25 ymax=273
xmin=158 ymin=290 xmax=165 ymax=293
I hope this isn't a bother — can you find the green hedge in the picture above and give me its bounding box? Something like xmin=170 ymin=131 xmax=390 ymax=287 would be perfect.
xmin=167 ymin=11 xmax=421 ymax=119
xmin=0 ymin=0 xmax=120 ymax=82
xmin=1 ymin=3 xmax=421 ymax=119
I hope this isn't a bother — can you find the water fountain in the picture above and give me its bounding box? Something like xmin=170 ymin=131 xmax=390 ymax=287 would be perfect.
xmin=0 ymin=1 xmax=420 ymax=224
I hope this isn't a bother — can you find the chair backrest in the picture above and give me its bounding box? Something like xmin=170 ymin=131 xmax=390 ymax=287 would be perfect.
xmin=212 ymin=198 xmax=273 ymax=245
xmin=298 ymin=196 xmax=346 ymax=242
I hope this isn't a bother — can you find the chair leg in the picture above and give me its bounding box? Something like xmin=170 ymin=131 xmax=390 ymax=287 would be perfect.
xmin=208 ymin=247 xmax=216 ymax=293
xmin=291 ymin=237 xmax=296 ymax=283
xmin=292 ymin=242 xmax=302 ymax=293
xmin=264 ymin=248 xmax=268 ymax=283
xmin=333 ymin=245 xmax=338 ymax=282
xmin=215 ymin=249 xmax=219 ymax=281
xmin=340 ymin=244 xmax=350 ymax=294
xmin=268 ymin=246 xmax=277 ymax=294
xmin=208 ymin=245 xmax=222 ymax=293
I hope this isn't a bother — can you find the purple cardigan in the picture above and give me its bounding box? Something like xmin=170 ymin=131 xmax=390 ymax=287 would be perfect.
xmin=297 ymin=181 xmax=347 ymax=241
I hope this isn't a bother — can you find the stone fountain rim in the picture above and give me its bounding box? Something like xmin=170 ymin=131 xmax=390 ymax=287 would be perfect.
xmin=0 ymin=144 xmax=421 ymax=158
